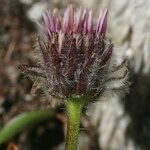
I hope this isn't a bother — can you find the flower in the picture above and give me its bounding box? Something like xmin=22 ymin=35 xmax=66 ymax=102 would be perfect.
xmin=19 ymin=5 xmax=129 ymax=105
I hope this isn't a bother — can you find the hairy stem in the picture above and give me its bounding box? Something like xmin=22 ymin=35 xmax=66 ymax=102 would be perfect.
xmin=65 ymin=99 xmax=84 ymax=150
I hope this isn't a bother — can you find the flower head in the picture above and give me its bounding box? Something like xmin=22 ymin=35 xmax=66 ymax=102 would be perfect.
xmin=19 ymin=5 xmax=128 ymax=105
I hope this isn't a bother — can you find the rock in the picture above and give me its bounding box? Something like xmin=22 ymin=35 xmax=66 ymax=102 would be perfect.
xmin=27 ymin=2 xmax=47 ymax=22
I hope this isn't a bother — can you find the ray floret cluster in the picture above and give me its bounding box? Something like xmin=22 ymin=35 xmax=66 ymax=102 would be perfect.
xmin=19 ymin=5 xmax=128 ymax=104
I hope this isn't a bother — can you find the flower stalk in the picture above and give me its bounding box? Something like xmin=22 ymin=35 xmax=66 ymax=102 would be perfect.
xmin=65 ymin=98 xmax=84 ymax=150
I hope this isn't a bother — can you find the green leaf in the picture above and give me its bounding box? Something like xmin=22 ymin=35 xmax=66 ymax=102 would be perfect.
xmin=0 ymin=109 xmax=55 ymax=144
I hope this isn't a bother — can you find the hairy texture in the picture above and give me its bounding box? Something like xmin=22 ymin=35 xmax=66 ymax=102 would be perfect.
xmin=18 ymin=5 xmax=128 ymax=104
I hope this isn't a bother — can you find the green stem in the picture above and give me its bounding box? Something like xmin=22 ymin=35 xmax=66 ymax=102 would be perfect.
xmin=0 ymin=109 xmax=54 ymax=144
xmin=65 ymin=99 xmax=84 ymax=150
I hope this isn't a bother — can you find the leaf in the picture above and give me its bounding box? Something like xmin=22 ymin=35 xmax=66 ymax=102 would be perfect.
xmin=0 ymin=109 xmax=55 ymax=144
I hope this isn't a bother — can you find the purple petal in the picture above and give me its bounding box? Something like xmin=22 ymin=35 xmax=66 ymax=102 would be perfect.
xmin=96 ymin=9 xmax=108 ymax=36
xmin=87 ymin=10 xmax=93 ymax=34
xmin=83 ymin=9 xmax=93 ymax=34
xmin=83 ymin=9 xmax=89 ymax=33
xmin=74 ymin=8 xmax=83 ymax=33
xmin=53 ymin=9 xmax=62 ymax=30
xmin=63 ymin=4 xmax=74 ymax=33
xmin=43 ymin=11 xmax=56 ymax=36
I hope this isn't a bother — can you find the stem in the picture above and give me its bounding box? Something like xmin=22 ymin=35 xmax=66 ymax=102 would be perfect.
xmin=0 ymin=109 xmax=54 ymax=144
xmin=65 ymin=99 xmax=83 ymax=150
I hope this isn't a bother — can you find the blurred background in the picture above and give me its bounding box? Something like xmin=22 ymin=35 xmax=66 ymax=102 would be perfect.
xmin=0 ymin=0 xmax=150 ymax=149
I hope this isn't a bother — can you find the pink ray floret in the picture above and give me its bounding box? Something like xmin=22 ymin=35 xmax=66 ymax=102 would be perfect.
xmin=43 ymin=5 xmax=108 ymax=37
